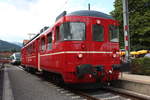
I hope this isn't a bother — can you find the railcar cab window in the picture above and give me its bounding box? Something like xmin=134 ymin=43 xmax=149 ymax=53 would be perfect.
xmin=47 ymin=33 xmax=52 ymax=50
xmin=41 ymin=37 xmax=46 ymax=51
xmin=92 ymin=24 xmax=104 ymax=41
xmin=59 ymin=22 xmax=85 ymax=41
xmin=109 ymin=25 xmax=119 ymax=42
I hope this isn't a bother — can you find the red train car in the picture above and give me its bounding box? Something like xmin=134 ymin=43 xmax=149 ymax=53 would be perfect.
xmin=21 ymin=10 xmax=121 ymax=85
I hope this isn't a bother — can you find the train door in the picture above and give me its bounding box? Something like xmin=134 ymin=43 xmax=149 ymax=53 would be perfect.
xmin=21 ymin=49 xmax=25 ymax=65
xmin=108 ymin=23 xmax=120 ymax=65
xmin=44 ymin=32 xmax=53 ymax=70
xmin=53 ymin=25 xmax=65 ymax=72
xmin=53 ymin=20 xmax=89 ymax=72
xmin=36 ymin=38 xmax=42 ymax=71
xmin=59 ymin=21 xmax=89 ymax=64
xmin=90 ymin=19 xmax=111 ymax=66
xmin=39 ymin=36 xmax=47 ymax=70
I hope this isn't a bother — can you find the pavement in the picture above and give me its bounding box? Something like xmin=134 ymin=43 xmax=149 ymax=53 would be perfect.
xmin=2 ymin=65 xmax=75 ymax=100
xmin=0 ymin=65 xmax=4 ymax=100
xmin=2 ymin=64 xmax=150 ymax=100
xmin=119 ymin=72 xmax=150 ymax=85
xmin=116 ymin=72 xmax=150 ymax=96
xmin=3 ymin=67 xmax=14 ymax=100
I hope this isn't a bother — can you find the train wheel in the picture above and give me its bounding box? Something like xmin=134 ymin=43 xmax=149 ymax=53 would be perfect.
xmin=29 ymin=67 xmax=36 ymax=74
xmin=53 ymin=74 xmax=64 ymax=85
xmin=25 ymin=67 xmax=36 ymax=74
xmin=24 ymin=67 xmax=29 ymax=72
xmin=42 ymin=70 xmax=50 ymax=79
xmin=42 ymin=71 xmax=64 ymax=85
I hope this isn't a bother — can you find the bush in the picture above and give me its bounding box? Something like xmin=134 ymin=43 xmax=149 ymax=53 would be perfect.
xmin=131 ymin=57 xmax=150 ymax=75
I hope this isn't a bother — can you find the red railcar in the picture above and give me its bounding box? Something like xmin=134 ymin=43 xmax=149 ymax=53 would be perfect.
xmin=21 ymin=10 xmax=121 ymax=84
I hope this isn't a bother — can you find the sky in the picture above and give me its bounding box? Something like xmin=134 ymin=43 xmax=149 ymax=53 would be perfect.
xmin=0 ymin=0 xmax=115 ymax=43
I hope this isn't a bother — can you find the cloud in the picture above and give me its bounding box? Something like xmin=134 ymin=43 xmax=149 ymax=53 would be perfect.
xmin=0 ymin=0 xmax=69 ymax=41
xmin=0 ymin=0 xmax=114 ymax=42
xmin=7 ymin=0 xmax=38 ymax=10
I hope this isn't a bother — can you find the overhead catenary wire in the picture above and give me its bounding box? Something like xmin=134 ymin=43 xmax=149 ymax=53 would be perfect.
xmin=56 ymin=0 xmax=70 ymax=14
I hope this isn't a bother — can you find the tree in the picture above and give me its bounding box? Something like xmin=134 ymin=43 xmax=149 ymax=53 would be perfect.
xmin=11 ymin=48 xmax=17 ymax=52
xmin=111 ymin=0 xmax=150 ymax=50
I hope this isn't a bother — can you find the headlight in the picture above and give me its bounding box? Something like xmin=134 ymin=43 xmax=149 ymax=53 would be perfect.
xmin=113 ymin=54 xmax=117 ymax=58
xmin=109 ymin=70 xmax=112 ymax=74
xmin=77 ymin=53 xmax=83 ymax=59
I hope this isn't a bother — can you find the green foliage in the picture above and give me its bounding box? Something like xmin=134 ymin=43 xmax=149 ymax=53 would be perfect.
xmin=111 ymin=0 xmax=150 ymax=50
xmin=131 ymin=57 xmax=150 ymax=75
xmin=11 ymin=48 xmax=17 ymax=52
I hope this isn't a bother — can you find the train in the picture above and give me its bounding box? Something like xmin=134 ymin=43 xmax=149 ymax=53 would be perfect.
xmin=21 ymin=10 xmax=121 ymax=86
xmin=10 ymin=52 xmax=21 ymax=65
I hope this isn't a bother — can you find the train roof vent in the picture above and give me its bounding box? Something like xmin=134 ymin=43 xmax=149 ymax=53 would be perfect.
xmin=55 ymin=11 xmax=67 ymax=22
xmin=40 ymin=26 xmax=49 ymax=33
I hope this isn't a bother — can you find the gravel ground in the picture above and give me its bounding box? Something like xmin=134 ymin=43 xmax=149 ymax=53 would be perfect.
xmin=6 ymin=65 xmax=73 ymax=100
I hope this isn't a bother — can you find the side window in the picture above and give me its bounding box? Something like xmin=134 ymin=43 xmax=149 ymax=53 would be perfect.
xmin=56 ymin=26 xmax=59 ymax=41
xmin=109 ymin=25 xmax=119 ymax=42
xmin=41 ymin=37 xmax=45 ymax=51
xmin=38 ymin=39 xmax=40 ymax=51
xmin=47 ymin=33 xmax=52 ymax=50
xmin=27 ymin=46 xmax=30 ymax=56
xmin=30 ymin=44 xmax=33 ymax=53
xmin=28 ymin=46 xmax=31 ymax=54
xmin=93 ymin=24 xmax=104 ymax=41
xmin=32 ymin=43 xmax=34 ymax=53
xmin=33 ymin=42 xmax=36 ymax=53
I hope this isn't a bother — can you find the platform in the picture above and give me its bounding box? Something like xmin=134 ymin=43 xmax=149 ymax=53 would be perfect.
xmin=119 ymin=73 xmax=150 ymax=85
xmin=113 ymin=73 xmax=150 ymax=96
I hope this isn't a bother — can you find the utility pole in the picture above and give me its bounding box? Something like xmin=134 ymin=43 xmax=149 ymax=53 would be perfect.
xmin=122 ymin=0 xmax=130 ymax=62
xmin=88 ymin=3 xmax=91 ymax=11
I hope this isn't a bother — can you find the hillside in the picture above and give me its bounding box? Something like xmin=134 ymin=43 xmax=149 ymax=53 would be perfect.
xmin=0 ymin=40 xmax=21 ymax=52
xmin=13 ymin=42 xmax=23 ymax=47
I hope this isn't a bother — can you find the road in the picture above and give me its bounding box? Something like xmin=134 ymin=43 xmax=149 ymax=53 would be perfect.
xmin=3 ymin=64 xmax=74 ymax=100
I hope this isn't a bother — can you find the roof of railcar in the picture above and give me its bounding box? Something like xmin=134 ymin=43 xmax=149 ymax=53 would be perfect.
xmin=56 ymin=10 xmax=114 ymax=22
xmin=22 ymin=10 xmax=114 ymax=49
xmin=67 ymin=10 xmax=114 ymax=19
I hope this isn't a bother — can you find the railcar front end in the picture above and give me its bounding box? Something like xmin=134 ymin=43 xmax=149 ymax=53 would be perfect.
xmin=55 ymin=11 xmax=121 ymax=84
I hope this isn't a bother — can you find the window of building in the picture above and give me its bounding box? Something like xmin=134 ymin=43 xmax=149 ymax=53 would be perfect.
xmin=92 ymin=24 xmax=104 ymax=41
xmin=109 ymin=25 xmax=119 ymax=42
xmin=59 ymin=22 xmax=85 ymax=41
xmin=47 ymin=33 xmax=52 ymax=50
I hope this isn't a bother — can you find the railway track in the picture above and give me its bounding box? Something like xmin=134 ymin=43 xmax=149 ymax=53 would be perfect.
xmin=45 ymin=78 xmax=149 ymax=100
xmin=14 ymin=65 xmax=150 ymax=100
xmin=66 ymin=88 xmax=137 ymax=100
xmin=58 ymin=86 xmax=149 ymax=100
xmin=40 ymin=76 xmax=148 ymax=100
